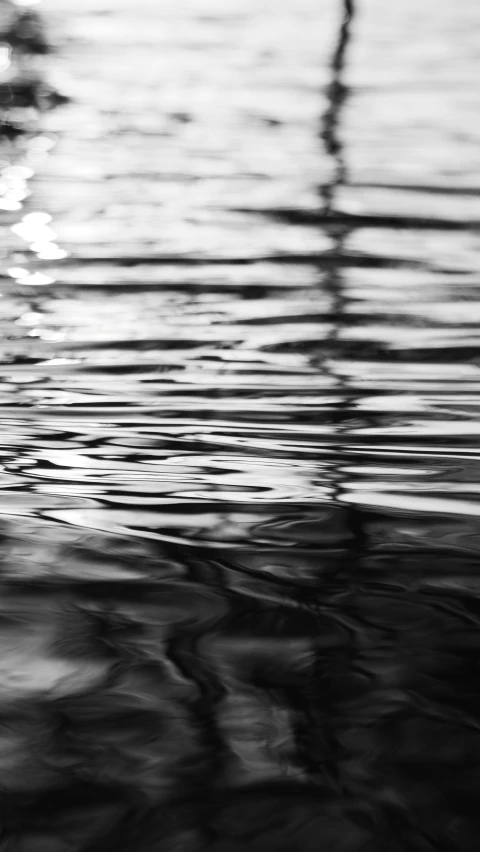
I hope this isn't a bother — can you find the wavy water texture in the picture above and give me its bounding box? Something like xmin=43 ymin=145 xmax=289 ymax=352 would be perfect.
xmin=2 ymin=0 xmax=480 ymax=849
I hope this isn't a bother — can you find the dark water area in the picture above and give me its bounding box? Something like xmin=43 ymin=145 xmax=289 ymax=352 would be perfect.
xmin=2 ymin=0 xmax=480 ymax=849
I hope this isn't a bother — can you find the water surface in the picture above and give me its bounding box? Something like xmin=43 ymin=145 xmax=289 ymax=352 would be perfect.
xmin=2 ymin=0 xmax=480 ymax=849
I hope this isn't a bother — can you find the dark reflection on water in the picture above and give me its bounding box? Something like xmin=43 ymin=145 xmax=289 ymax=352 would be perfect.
xmin=2 ymin=0 xmax=480 ymax=848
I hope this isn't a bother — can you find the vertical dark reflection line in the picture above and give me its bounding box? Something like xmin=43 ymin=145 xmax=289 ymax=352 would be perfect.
xmin=284 ymin=0 xmax=363 ymax=800
xmin=320 ymin=0 xmax=355 ymax=215
xmin=318 ymin=0 xmax=355 ymax=357
xmin=318 ymin=0 xmax=361 ymax=530
xmin=307 ymin=2 xmax=374 ymax=806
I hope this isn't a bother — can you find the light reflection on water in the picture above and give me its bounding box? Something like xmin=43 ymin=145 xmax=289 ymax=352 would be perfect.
xmin=2 ymin=0 xmax=480 ymax=848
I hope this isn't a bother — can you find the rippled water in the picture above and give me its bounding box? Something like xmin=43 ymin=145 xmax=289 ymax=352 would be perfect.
xmin=2 ymin=0 xmax=480 ymax=848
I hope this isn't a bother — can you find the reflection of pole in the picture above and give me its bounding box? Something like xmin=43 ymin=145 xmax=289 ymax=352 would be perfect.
xmin=320 ymin=0 xmax=355 ymax=215
xmin=309 ymin=4 xmax=367 ymax=799
xmin=318 ymin=1 xmax=358 ymax=508
xmin=319 ymin=0 xmax=355 ymax=373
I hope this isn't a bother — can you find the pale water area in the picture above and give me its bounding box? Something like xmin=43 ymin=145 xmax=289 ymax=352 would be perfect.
xmin=1 ymin=0 xmax=480 ymax=849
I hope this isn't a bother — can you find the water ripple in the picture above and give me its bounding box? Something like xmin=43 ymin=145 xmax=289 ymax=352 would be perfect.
xmin=2 ymin=0 xmax=480 ymax=848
